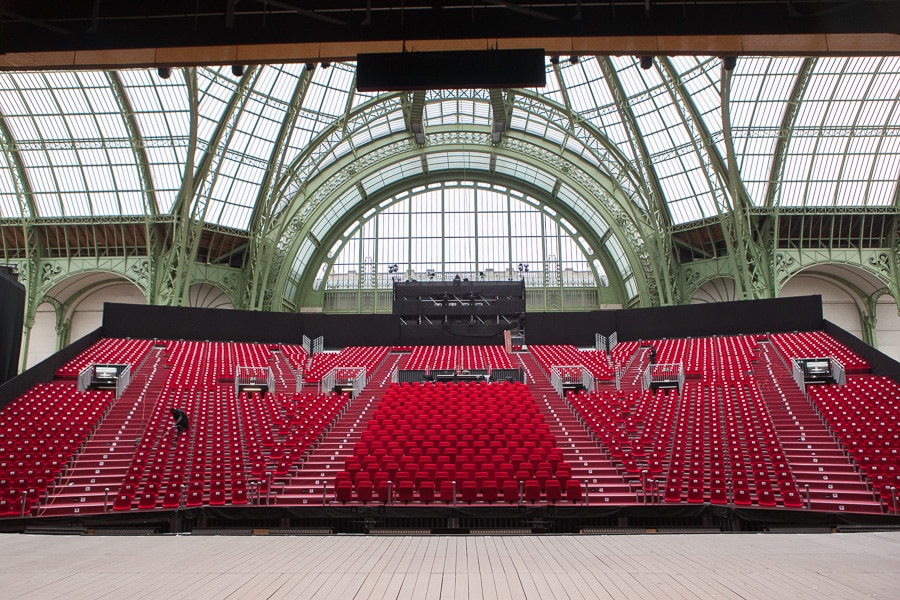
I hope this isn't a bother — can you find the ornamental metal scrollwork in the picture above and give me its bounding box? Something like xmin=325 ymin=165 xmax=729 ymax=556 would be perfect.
xmin=40 ymin=263 xmax=62 ymax=283
xmin=867 ymin=252 xmax=890 ymax=276
xmin=129 ymin=260 xmax=150 ymax=283
xmin=684 ymin=268 xmax=701 ymax=288
xmin=774 ymin=253 xmax=796 ymax=280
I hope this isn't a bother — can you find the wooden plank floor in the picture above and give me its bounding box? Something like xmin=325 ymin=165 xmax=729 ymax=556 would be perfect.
xmin=0 ymin=532 xmax=898 ymax=599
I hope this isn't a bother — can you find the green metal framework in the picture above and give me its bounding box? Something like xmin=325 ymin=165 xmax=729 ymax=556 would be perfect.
xmin=1 ymin=56 xmax=899 ymax=364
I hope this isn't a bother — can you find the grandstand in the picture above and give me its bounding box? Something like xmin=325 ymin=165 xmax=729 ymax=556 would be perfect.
xmin=1 ymin=297 xmax=899 ymax=534
xmin=2 ymin=3 xmax=900 ymax=594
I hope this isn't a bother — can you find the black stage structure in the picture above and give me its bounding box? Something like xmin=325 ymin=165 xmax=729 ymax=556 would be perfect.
xmin=3 ymin=295 xmax=900 ymax=534
xmin=0 ymin=266 xmax=25 ymax=387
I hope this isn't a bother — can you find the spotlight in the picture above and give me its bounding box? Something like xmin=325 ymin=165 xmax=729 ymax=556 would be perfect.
xmin=569 ymin=56 xmax=580 ymax=65
xmin=157 ymin=67 xmax=171 ymax=79
xmin=722 ymin=56 xmax=737 ymax=72
xmin=321 ymin=62 xmax=332 ymax=69
xmin=639 ymin=56 xmax=653 ymax=70
xmin=231 ymin=64 xmax=245 ymax=77
xmin=549 ymin=56 xmax=560 ymax=65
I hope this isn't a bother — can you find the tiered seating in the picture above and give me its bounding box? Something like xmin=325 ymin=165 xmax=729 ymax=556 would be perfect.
xmin=0 ymin=384 xmax=114 ymax=516
xmin=403 ymin=346 xmax=516 ymax=372
xmin=651 ymin=336 xmax=757 ymax=382
xmin=529 ymin=345 xmax=615 ymax=381
xmin=808 ymin=375 xmax=900 ymax=510
xmin=279 ymin=344 xmax=309 ymax=373
xmin=771 ymin=332 xmax=869 ymax=373
xmin=55 ymin=338 xmax=154 ymax=378
xmin=566 ymin=379 xmax=798 ymax=508
xmin=338 ymin=381 xmax=581 ymax=505
xmin=113 ymin=378 xmax=352 ymax=511
xmin=609 ymin=341 xmax=641 ymax=368
xmin=404 ymin=346 xmax=459 ymax=371
xmin=458 ymin=346 xmax=515 ymax=370
xmin=303 ymin=346 xmax=390 ymax=383
xmin=209 ymin=342 xmax=274 ymax=383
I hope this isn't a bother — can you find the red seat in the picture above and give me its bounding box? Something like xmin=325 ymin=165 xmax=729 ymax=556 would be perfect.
xmin=502 ymin=480 xmax=520 ymax=503
xmin=357 ymin=480 xmax=374 ymax=504
xmin=545 ymin=480 xmax=562 ymax=503
xmin=112 ymin=493 xmax=133 ymax=511
xmin=440 ymin=480 xmax=455 ymax=503
xmin=757 ymin=488 xmax=776 ymax=507
xmin=231 ymin=487 xmax=248 ymax=505
xmin=377 ymin=480 xmax=392 ymax=504
xmin=733 ymin=487 xmax=751 ymax=505
xmin=664 ymin=485 xmax=682 ymax=503
xmin=397 ymin=480 xmax=415 ymax=503
xmin=782 ymin=488 xmax=803 ymax=508
xmin=461 ymin=481 xmax=478 ymax=504
xmin=482 ymin=480 xmax=499 ymax=503
xmin=162 ymin=485 xmax=182 ymax=508
xmin=686 ymin=479 xmax=704 ymax=503
xmin=710 ymin=482 xmax=728 ymax=505
xmin=336 ymin=480 xmax=353 ymax=503
xmin=565 ymin=480 xmax=582 ymax=503
xmin=419 ymin=481 xmax=436 ymax=504
xmin=138 ymin=491 xmax=158 ymax=510
xmin=524 ymin=479 xmax=541 ymax=503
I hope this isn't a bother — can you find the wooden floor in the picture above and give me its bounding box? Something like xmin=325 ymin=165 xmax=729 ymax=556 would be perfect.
xmin=1 ymin=532 xmax=898 ymax=599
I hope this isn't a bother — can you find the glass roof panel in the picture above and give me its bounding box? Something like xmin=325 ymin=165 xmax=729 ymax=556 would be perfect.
xmin=493 ymin=156 xmax=556 ymax=193
xmin=558 ymin=57 xmax=634 ymax=162
xmin=426 ymin=151 xmax=492 ymax=173
xmin=728 ymin=56 xmax=802 ymax=205
xmin=538 ymin=61 xmax=564 ymax=106
xmin=118 ymin=68 xmax=190 ymax=214
xmin=0 ymin=150 xmax=23 ymax=218
xmin=775 ymin=56 xmax=900 ymax=207
xmin=198 ymin=66 xmax=303 ymax=229
xmin=612 ymin=56 xmax=723 ymax=224
xmin=0 ymin=57 xmax=898 ymax=237
xmin=424 ymin=90 xmax=492 ymax=127
xmin=0 ymin=70 xmax=151 ymax=217
xmin=287 ymin=63 xmax=355 ymax=154
xmin=670 ymin=56 xmax=725 ymax=159
xmin=361 ymin=157 xmax=423 ymax=192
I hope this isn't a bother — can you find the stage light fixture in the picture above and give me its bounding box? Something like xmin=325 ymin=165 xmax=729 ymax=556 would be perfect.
xmin=232 ymin=65 xmax=245 ymax=76
xmin=157 ymin=67 xmax=171 ymax=79
xmin=640 ymin=56 xmax=653 ymax=70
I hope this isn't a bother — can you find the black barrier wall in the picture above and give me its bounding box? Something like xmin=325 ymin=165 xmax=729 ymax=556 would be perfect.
xmin=101 ymin=296 xmax=824 ymax=349
xmin=0 ymin=268 xmax=25 ymax=385
xmin=526 ymin=296 xmax=824 ymax=346
xmin=824 ymin=320 xmax=900 ymax=382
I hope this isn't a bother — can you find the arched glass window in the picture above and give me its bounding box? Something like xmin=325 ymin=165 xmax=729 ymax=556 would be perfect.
xmin=319 ymin=182 xmax=608 ymax=292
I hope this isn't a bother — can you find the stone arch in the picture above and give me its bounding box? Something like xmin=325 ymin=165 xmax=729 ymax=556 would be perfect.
xmin=779 ymin=263 xmax=889 ymax=347
xmin=24 ymin=272 xmax=146 ymax=369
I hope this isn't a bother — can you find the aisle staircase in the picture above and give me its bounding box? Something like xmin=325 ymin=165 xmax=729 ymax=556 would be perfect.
xmin=276 ymin=353 xmax=402 ymax=504
xmin=753 ymin=341 xmax=881 ymax=514
xmin=518 ymin=352 xmax=635 ymax=505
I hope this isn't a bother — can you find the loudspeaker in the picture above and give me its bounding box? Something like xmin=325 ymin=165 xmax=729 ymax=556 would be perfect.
xmin=357 ymin=49 xmax=546 ymax=91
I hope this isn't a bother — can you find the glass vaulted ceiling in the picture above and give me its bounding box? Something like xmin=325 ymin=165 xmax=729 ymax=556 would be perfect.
xmin=1 ymin=57 xmax=899 ymax=228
